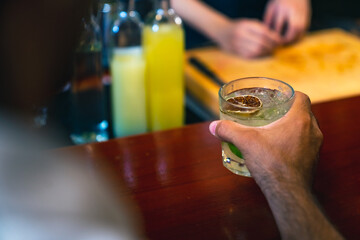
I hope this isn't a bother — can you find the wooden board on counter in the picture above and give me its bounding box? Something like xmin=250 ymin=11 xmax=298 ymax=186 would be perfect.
xmin=185 ymin=29 xmax=360 ymax=116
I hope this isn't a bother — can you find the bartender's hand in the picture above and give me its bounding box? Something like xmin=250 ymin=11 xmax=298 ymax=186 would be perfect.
xmin=264 ymin=0 xmax=311 ymax=43
xmin=209 ymin=92 xmax=322 ymax=189
xmin=217 ymin=19 xmax=283 ymax=59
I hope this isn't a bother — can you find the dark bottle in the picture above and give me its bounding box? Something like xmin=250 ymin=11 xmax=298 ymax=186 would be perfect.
xmin=70 ymin=5 xmax=109 ymax=144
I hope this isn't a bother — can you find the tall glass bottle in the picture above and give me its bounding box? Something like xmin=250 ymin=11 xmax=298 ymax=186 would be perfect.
xmin=98 ymin=0 xmax=125 ymax=71
xmin=143 ymin=0 xmax=185 ymax=131
xmin=109 ymin=0 xmax=147 ymax=138
xmin=70 ymin=6 xmax=109 ymax=144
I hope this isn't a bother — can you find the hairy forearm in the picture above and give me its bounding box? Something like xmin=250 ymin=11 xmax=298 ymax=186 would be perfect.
xmin=261 ymin=181 xmax=344 ymax=240
xmin=170 ymin=0 xmax=230 ymax=43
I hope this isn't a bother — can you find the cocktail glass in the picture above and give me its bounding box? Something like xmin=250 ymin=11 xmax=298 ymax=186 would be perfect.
xmin=219 ymin=77 xmax=295 ymax=177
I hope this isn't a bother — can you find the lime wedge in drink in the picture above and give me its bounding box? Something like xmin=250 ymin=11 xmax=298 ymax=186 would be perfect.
xmin=228 ymin=143 xmax=243 ymax=158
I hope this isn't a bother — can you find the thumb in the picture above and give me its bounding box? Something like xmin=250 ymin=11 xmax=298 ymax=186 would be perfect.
xmin=209 ymin=120 xmax=254 ymax=147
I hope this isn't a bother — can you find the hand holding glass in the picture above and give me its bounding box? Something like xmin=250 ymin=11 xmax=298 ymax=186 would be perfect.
xmin=219 ymin=77 xmax=295 ymax=177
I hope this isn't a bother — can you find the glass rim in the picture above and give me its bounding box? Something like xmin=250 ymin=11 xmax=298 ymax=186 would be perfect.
xmin=219 ymin=76 xmax=295 ymax=110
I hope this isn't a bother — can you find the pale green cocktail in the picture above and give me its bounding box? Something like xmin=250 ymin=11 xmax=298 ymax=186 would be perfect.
xmin=219 ymin=77 xmax=295 ymax=177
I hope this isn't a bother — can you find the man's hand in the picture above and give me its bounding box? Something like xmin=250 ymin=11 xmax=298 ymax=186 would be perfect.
xmin=209 ymin=92 xmax=323 ymax=190
xmin=264 ymin=0 xmax=311 ymax=43
xmin=209 ymin=92 xmax=346 ymax=240
xmin=216 ymin=19 xmax=283 ymax=58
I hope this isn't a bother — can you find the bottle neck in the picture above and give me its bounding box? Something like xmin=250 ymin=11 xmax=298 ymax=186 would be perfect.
xmin=155 ymin=0 xmax=171 ymax=11
xmin=83 ymin=1 xmax=95 ymax=23
xmin=128 ymin=0 xmax=135 ymax=12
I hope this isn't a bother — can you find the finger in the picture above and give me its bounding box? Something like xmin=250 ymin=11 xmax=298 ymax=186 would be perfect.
xmin=231 ymin=26 xmax=272 ymax=58
xmin=294 ymin=91 xmax=312 ymax=112
xmin=243 ymin=30 xmax=275 ymax=51
xmin=235 ymin=37 xmax=272 ymax=58
xmin=274 ymin=9 xmax=287 ymax=35
xmin=282 ymin=13 xmax=301 ymax=42
xmin=281 ymin=91 xmax=311 ymax=121
xmin=248 ymin=23 xmax=283 ymax=46
xmin=311 ymin=112 xmax=322 ymax=134
xmin=264 ymin=1 xmax=276 ymax=29
xmin=284 ymin=24 xmax=298 ymax=43
xmin=284 ymin=18 xmax=307 ymax=43
xmin=209 ymin=120 xmax=253 ymax=146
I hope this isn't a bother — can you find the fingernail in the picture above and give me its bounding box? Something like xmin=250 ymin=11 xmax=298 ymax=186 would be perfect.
xmin=209 ymin=121 xmax=219 ymax=136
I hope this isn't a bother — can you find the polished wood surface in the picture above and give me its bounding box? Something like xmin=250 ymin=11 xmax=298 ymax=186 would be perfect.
xmin=185 ymin=29 xmax=360 ymax=116
xmin=56 ymin=95 xmax=360 ymax=240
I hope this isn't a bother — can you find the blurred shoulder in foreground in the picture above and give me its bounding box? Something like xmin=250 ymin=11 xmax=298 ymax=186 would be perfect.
xmin=0 ymin=115 xmax=144 ymax=240
xmin=0 ymin=0 xmax=144 ymax=238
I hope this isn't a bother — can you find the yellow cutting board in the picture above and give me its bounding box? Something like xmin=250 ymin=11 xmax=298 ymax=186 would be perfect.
xmin=185 ymin=29 xmax=360 ymax=116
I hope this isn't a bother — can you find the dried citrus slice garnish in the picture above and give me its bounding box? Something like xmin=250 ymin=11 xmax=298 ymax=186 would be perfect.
xmin=226 ymin=95 xmax=263 ymax=114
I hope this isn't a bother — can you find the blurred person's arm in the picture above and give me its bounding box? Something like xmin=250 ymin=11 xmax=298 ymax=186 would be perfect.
xmin=209 ymin=92 xmax=344 ymax=240
xmin=264 ymin=0 xmax=311 ymax=43
xmin=171 ymin=0 xmax=283 ymax=58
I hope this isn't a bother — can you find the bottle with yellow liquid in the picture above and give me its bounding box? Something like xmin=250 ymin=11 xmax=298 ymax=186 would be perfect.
xmin=109 ymin=0 xmax=147 ymax=137
xmin=143 ymin=0 xmax=185 ymax=131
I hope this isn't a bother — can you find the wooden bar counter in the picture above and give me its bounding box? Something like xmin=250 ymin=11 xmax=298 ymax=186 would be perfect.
xmin=54 ymin=95 xmax=360 ymax=239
